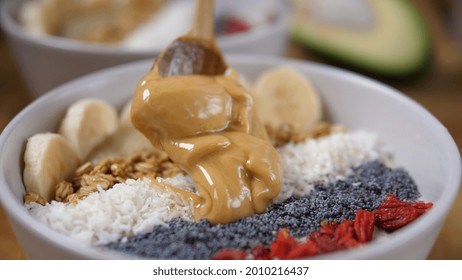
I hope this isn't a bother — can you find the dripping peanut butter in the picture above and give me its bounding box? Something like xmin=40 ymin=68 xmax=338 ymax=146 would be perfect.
xmin=131 ymin=48 xmax=282 ymax=225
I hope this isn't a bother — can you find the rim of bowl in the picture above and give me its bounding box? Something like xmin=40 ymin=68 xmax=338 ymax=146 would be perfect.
xmin=0 ymin=55 xmax=460 ymax=259
xmin=0 ymin=0 xmax=291 ymax=57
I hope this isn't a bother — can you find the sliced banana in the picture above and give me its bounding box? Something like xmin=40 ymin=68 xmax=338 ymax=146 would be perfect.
xmin=88 ymin=126 xmax=155 ymax=161
xmin=87 ymin=99 xmax=154 ymax=160
xmin=59 ymin=98 xmax=118 ymax=161
xmin=23 ymin=133 xmax=79 ymax=202
xmin=253 ymin=67 xmax=323 ymax=129
xmin=119 ymin=98 xmax=134 ymax=128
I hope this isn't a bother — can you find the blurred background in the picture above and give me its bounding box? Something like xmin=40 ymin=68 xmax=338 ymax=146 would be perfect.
xmin=0 ymin=0 xmax=461 ymax=259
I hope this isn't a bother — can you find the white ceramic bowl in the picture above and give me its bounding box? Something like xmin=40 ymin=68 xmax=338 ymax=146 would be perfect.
xmin=0 ymin=0 xmax=290 ymax=97
xmin=0 ymin=55 xmax=460 ymax=259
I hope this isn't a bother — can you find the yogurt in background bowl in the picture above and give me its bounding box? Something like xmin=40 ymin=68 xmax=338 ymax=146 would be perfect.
xmin=0 ymin=0 xmax=290 ymax=96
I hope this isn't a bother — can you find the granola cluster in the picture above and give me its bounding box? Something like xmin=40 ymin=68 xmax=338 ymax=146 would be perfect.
xmin=25 ymin=149 xmax=184 ymax=205
xmin=266 ymin=121 xmax=347 ymax=147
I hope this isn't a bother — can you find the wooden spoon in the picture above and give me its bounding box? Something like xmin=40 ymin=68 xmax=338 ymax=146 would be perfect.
xmin=155 ymin=0 xmax=228 ymax=77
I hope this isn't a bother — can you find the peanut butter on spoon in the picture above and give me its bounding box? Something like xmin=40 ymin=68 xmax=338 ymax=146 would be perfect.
xmin=131 ymin=0 xmax=283 ymax=224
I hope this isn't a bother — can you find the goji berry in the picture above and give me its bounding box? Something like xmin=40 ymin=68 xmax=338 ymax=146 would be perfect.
xmin=337 ymin=235 xmax=361 ymax=249
xmin=212 ymin=249 xmax=246 ymax=260
xmin=354 ymin=210 xmax=375 ymax=243
xmin=378 ymin=196 xmax=410 ymax=208
xmin=411 ymin=201 xmax=434 ymax=214
xmin=251 ymin=245 xmax=271 ymax=260
xmin=334 ymin=220 xmax=354 ymax=240
xmin=374 ymin=207 xmax=419 ymax=232
xmin=318 ymin=222 xmax=337 ymax=236
xmin=335 ymin=220 xmax=361 ymax=249
xmin=374 ymin=194 xmax=433 ymax=232
xmin=310 ymin=231 xmax=339 ymax=253
xmin=269 ymin=228 xmax=297 ymax=259
xmin=286 ymin=241 xmax=318 ymax=259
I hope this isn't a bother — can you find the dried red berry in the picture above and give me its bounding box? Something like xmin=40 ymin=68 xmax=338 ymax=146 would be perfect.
xmin=374 ymin=194 xmax=433 ymax=232
xmin=318 ymin=222 xmax=337 ymax=235
xmin=269 ymin=228 xmax=297 ymax=259
xmin=251 ymin=245 xmax=271 ymax=260
xmin=378 ymin=197 xmax=410 ymax=208
xmin=374 ymin=207 xmax=419 ymax=232
xmin=286 ymin=241 xmax=318 ymax=259
xmin=334 ymin=221 xmax=354 ymax=240
xmin=212 ymin=249 xmax=246 ymax=260
xmin=410 ymin=201 xmax=434 ymax=213
xmin=338 ymin=235 xmax=361 ymax=249
xmin=354 ymin=210 xmax=375 ymax=243
xmin=335 ymin=220 xmax=361 ymax=249
xmin=309 ymin=230 xmax=338 ymax=253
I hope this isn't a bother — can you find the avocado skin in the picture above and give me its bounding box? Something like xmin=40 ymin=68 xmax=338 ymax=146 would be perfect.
xmin=301 ymin=43 xmax=432 ymax=83
xmin=291 ymin=0 xmax=432 ymax=79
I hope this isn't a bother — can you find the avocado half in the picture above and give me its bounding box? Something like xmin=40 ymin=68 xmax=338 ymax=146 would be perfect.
xmin=291 ymin=0 xmax=432 ymax=77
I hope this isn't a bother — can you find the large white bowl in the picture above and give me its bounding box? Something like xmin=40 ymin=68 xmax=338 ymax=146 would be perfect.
xmin=0 ymin=0 xmax=290 ymax=97
xmin=0 ymin=56 xmax=460 ymax=259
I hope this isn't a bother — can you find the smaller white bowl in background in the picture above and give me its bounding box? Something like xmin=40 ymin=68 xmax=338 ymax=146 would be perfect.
xmin=0 ymin=55 xmax=460 ymax=259
xmin=0 ymin=0 xmax=290 ymax=97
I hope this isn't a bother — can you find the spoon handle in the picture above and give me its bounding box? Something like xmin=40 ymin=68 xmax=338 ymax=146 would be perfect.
xmin=189 ymin=0 xmax=215 ymax=41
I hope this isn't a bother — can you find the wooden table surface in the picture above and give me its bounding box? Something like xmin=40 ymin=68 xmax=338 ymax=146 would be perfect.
xmin=1 ymin=0 xmax=461 ymax=260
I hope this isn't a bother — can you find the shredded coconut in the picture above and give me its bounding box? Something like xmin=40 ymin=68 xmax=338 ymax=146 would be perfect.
xmin=275 ymin=131 xmax=391 ymax=203
xmin=162 ymin=174 xmax=196 ymax=193
xmin=27 ymin=178 xmax=193 ymax=246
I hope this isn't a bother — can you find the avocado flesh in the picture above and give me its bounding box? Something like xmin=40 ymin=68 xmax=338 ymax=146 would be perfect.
xmin=292 ymin=0 xmax=431 ymax=77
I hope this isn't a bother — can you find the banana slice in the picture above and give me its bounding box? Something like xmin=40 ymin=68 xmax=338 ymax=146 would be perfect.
xmin=253 ymin=67 xmax=323 ymax=129
xmin=87 ymin=126 xmax=155 ymax=160
xmin=23 ymin=133 xmax=79 ymax=202
xmin=87 ymin=99 xmax=154 ymax=160
xmin=59 ymin=99 xmax=118 ymax=161
xmin=119 ymin=98 xmax=134 ymax=128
